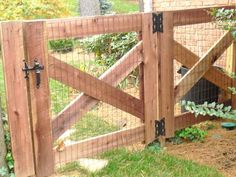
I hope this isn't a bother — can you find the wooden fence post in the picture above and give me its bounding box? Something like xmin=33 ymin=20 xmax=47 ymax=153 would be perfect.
xmin=23 ymin=21 xmax=54 ymax=176
xmin=232 ymin=42 xmax=236 ymax=109
xmin=142 ymin=13 xmax=159 ymax=144
xmin=158 ymin=12 xmax=175 ymax=138
xmin=0 ymin=22 xmax=35 ymax=177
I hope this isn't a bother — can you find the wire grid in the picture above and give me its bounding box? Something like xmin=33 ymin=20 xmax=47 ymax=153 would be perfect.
xmin=152 ymin=0 xmax=234 ymax=11
xmin=173 ymin=9 xmax=234 ymax=116
xmin=46 ymin=16 xmax=144 ymax=166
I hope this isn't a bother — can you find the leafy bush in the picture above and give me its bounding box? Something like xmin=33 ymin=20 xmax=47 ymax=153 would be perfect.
xmin=211 ymin=8 xmax=236 ymax=38
xmin=175 ymin=126 xmax=207 ymax=142
xmin=79 ymin=32 xmax=138 ymax=67
xmin=49 ymin=39 xmax=75 ymax=53
xmin=0 ymin=0 xmax=71 ymax=20
xmin=181 ymin=100 xmax=236 ymax=120
xmin=99 ymin=0 xmax=112 ymax=15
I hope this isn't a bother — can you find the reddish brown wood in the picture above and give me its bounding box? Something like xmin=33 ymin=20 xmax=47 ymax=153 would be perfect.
xmin=51 ymin=42 xmax=143 ymax=141
xmin=0 ymin=21 xmax=35 ymax=177
xmin=54 ymin=125 xmax=145 ymax=164
xmin=49 ymin=55 xmax=144 ymax=119
xmin=23 ymin=21 xmax=54 ymax=176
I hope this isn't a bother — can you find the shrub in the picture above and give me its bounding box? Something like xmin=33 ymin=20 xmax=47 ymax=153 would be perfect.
xmin=99 ymin=0 xmax=112 ymax=15
xmin=49 ymin=39 xmax=75 ymax=53
xmin=0 ymin=0 xmax=71 ymax=21
xmin=175 ymin=126 xmax=207 ymax=142
xmin=79 ymin=32 xmax=138 ymax=67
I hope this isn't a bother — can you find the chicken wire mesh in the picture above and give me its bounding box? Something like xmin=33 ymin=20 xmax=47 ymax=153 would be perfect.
xmin=46 ymin=16 xmax=145 ymax=166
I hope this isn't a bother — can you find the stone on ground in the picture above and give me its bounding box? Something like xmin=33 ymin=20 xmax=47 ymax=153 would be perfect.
xmin=78 ymin=158 xmax=108 ymax=172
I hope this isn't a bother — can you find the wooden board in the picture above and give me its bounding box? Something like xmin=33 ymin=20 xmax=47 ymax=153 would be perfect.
xmin=49 ymin=55 xmax=144 ymax=119
xmin=173 ymin=5 xmax=235 ymax=26
xmin=232 ymin=42 xmax=236 ymax=109
xmin=47 ymin=13 xmax=142 ymax=40
xmin=51 ymin=42 xmax=143 ymax=141
xmin=175 ymin=32 xmax=233 ymax=103
xmin=158 ymin=12 xmax=175 ymax=137
xmin=175 ymin=112 xmax=212 ymax=131
xmin=142 ymin=13 xmax=158 ymax=144
xmin=174 ymin=41 xmax=232 ymax=92
xmin=23 ymin=21 xmax=54 ymax=176
xmin=54 ymin=125 xmax=145 ymax=164
xmin=0 ymin=22 xmax=35 ymax=177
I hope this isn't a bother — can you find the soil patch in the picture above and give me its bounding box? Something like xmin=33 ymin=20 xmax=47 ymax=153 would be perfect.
xmin=166 ymin=119 xmax=236 ymax=177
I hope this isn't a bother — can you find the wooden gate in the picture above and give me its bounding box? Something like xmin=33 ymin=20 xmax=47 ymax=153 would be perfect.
xmin=0 ymin=4 xmax=235 ymax=177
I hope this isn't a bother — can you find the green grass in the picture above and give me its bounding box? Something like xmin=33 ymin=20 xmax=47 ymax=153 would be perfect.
xmin=0 ymin=58 xmax=6 ymax=112
xmin=69 ymin=112 xmax=119 ymax=141
xmin=57 ymin=148 xmax=223 ymax=177
xmin=110 ymin=0 xmax=139 ymax=13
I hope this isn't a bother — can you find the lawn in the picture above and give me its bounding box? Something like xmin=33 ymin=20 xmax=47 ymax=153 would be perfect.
xmin=56 ymin=147 xmax=223 ymax=177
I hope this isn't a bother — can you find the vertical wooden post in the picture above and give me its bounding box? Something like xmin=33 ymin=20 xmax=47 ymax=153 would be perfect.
xmin=158 ymin=12 xmax=175 ymax=138
xmin=231 ymin=42 xmax=236 ymax=109
xmin=142 ymin=13 xmax=159 ymax=144
xmin=0 ymin=22 xmax=35 ymax=177
xmin=23 ymin=21 xmax=54 ymax=176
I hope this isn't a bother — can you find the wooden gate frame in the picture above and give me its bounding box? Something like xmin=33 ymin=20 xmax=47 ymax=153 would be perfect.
xmin=0 ymin=4 xmax=235 ymax=177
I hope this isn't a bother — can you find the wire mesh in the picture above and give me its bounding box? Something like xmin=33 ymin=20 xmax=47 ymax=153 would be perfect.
xmin=173 ymin=5 xmax=235 ymax=124
xmin=46 ymin=15 xmax=144 ymax=166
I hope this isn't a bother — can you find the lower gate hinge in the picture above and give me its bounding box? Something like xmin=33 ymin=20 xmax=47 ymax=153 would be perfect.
xmin=152 ymin=12 xmax=163 ymax=33
xmin=155 ymin=118 xmax=165 ymax=137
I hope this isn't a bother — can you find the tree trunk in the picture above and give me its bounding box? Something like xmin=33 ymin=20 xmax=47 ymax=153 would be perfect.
xmin=0 ymin=97 xmax=7 ymax=170
xmin=79 ymin=0 xmax=101 ymax=16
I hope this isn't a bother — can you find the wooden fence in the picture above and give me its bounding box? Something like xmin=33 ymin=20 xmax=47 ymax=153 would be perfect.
xmin=0 ymin=4 xmax=235 ymax=177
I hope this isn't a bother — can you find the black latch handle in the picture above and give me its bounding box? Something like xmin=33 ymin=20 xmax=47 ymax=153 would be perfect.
xmin=22 ymin=59 xmax=44 ymax=89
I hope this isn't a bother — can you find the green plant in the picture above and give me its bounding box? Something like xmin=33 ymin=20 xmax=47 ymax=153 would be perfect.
xmin=0 ymin=0 xmax=71 ymax=21
xmin=181 ymin=100 xmax=236 ymax=120
xmin=79 ymin=32 xmax=138 ymax=67
xmin=49 ymin=39 xmax=75 ymax=53
xmin=211 ymin=8 xmax=236 ymax=38
xmin=175 ymin=126 xmax=207 ymax=142
xmin=99 ymin=0 xmax=112 ymax=15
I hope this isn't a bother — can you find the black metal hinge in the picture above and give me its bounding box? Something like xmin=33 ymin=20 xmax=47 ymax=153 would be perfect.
xmin=155 ymin=118 xmax=165 ymax=137
xmin=153 ymin=12 xmax=163 ymax=33
xmin=22 ymin=59 xmax=44 ymax=89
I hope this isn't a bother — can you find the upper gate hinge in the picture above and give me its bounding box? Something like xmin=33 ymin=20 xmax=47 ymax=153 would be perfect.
xmin=155 ymin=118 xmax=165 ymax=137
xmin=152 ymin=12 xmax=163 ymax=33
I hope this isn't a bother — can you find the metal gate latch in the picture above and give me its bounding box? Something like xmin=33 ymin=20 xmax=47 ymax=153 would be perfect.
xmin=22 ymin=59 xmax=44 ymax=89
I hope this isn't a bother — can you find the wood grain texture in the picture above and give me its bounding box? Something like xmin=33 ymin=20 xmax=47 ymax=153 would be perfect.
xmin=54 ymin=125 xmax=145 ymax=164
xmin=174 ymin=41 xmax=232 ymax=92
xmin=51 ymin=42 xmax=143 ymax=141
xmin=173 ymin=5 xmax=235 ymax=26
xmin=47 ymin=13 xmax=142 ymax=39
xmin=0 ymin=22 xmax=35 ymax=177
xmin=175 ymin=112 xmax=212 ymax=131
xmin=158 ymin=12 xmax=175 ymax=137
xmin=232 ymin=42 xmax=236 ymax=109
xmin=175 ymin=32 xmax=233 ymax=103
xmin=49 ymin=55 xmax=144 ymax=120
xmin=23 ymin=21 xmax=54 ymax=176
xmin=142 ymin=13 xmax=158 ymax=144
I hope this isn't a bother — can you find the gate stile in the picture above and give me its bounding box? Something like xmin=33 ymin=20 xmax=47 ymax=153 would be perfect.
xmin=0 ymin=4 xmax=235 ymax=177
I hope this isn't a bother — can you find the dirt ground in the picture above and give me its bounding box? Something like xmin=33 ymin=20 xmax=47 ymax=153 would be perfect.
xmin=166 ymin=119 xmax=236 ymax=177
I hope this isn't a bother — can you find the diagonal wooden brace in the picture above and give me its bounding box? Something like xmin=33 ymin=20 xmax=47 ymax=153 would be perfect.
xmin=175 ymin=32 xmax=233 ymax=103
xmin=174 ymin=41 xmax=233 ymax=92
xmin=49 ymin=42 xmax=143 ymax=141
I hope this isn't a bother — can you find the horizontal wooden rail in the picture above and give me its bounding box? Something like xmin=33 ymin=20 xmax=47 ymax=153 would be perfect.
xmin=173 ymin=5 xmax=235 ymax=26
xmin=174 ymin=41 xmax=232 ymax=92
xmin=54 ymin=125 xmax=145 ymax=164
xmin=49 ymin=56 xmax=144 ymax=119
xmin=175 ymin=32 xmax=233 ymax=103
xmin=46 ymin=13 xmax=142 ymax=40
xmin=175 ymin=112 xmax=212 ymax=130
xmin=51 ymin=42 xmax=143 ymax=141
